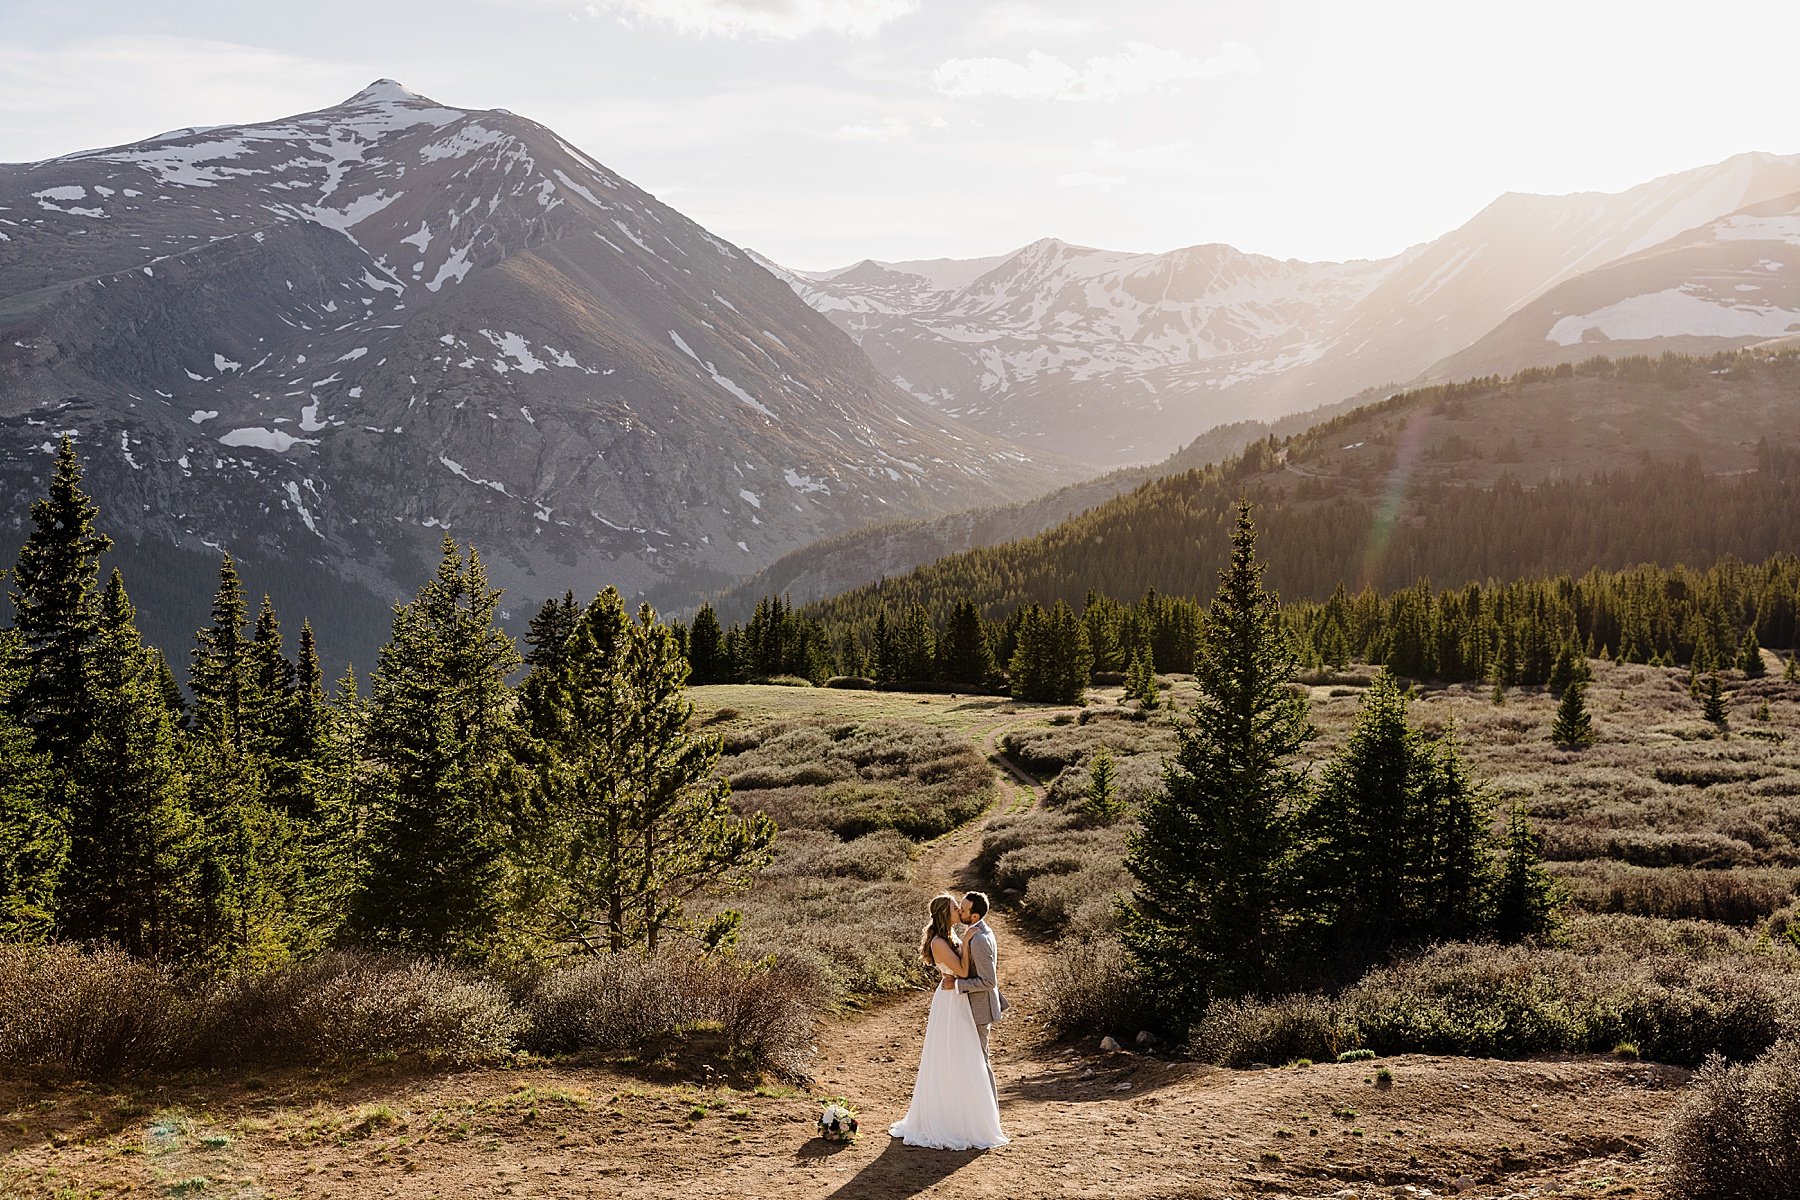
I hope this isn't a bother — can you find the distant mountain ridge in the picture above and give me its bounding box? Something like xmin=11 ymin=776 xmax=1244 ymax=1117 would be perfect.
xmin=769 ymin=151 xmax=1800 ymax=467
xmin=0 ymin=80 xmax=1082 ymax=662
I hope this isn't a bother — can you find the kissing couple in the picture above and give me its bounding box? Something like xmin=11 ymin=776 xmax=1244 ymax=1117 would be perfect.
xmin=888 ymin=890 xmax=1010 ymax=1151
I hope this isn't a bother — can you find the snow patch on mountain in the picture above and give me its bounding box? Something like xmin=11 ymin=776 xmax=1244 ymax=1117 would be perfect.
xmin=1546 ymin=288 xmax=1800 ymax=345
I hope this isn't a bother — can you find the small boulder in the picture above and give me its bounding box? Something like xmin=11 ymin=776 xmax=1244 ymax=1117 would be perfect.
xmin=1100 ymin=1036 xmax=1122 ymax=1053
xmin=1134 ymin=1031 xmax=1156 ymax=1048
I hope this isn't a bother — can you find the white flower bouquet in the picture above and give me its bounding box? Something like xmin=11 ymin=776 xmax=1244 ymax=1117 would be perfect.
xmin=817 ymin=1099 xmax=860 ymax=1142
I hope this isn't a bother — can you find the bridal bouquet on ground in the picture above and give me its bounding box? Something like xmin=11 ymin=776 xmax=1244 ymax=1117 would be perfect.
xmin=818 ymin=1099 xmax=860 ymax=1142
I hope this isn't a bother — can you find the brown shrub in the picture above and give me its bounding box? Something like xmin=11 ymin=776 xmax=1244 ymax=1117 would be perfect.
xmin=1662 ymin=1040 xmax=1800 ymax=1199
xmin=1039 ymin=936 xmax=1161 ymax=1039
xmin=521 ymin=952 xmax=822 ymax=1072
xmin=0 ymin=943 xmax=184 ymax=1077
xmin=1553 ymin=861 xmax=1800 ymax=924
xmin=201 ymin=951 xmax=520 ymax=1068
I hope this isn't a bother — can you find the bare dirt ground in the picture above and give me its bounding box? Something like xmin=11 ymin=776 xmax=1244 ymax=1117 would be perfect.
xmin=1 ymin=703 xmax=1688 ymax=1199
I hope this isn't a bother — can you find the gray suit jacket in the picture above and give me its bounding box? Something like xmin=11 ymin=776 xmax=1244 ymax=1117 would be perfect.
xmin=955 ymin=921 xmax=1007 ymax=1026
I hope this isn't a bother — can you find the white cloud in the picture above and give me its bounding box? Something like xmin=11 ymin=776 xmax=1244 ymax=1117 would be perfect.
xmin=1057 ymin=171 xmax=1125 ymax=193
xmin=934 ymin=40 xmax=1259 ymax=102
xmin=976 ymin=2 xmax=1103 ymax=37
xmin=834 ymin=115 xmax=913 ymax=140
xmin=601 ymin=0 xmax=916 ymax=38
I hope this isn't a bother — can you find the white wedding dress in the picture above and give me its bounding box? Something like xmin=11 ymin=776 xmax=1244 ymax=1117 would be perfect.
xmin=888 ymin=961 xmax=1009 ymax=1151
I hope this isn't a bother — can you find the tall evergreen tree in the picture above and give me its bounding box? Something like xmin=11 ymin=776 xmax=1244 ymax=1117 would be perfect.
xmin=190 ymin=555 xmax=250 ymax=749
xmin=1701 ymin=673 xmax=1729 ymax=726
xmin=0 ymin=631 xmax=66 ymax=941
xmin=1124 ymin=642 xmax=1160 ymax=710
xmin=1121 ymin=501 xmax=1311 ymax=1019
xmin=62 ymin=571 xmax=195 ymax=959
xmin=516 ymin=590 xmax=775 ymax=954
xmin=1417 ymin=724 xmax=1493 ymax=940
xmin=350 ymin=538 xmax=521 ymax=960
xmin=291 ymin=620 xmax=327 ymax=764
xmin=1551 ymin=680 xmax=1596 ymax=748
xmin=937 ymin=598 xmax=996 ymax=689
xmin=243 ymin=595 xmax=297 ymax=759
xmin=686 ymin=602 xmax=726 ymax=684
xmin=1493 ymin=802 xmax=1559 ymax=942
xmin=7 ymin=436 xmax=112 ymax=762
xmin=1299 ymin=671 xmax=1429 ymax=970
xmin=525 ymin=591 xmax=578 ymax=673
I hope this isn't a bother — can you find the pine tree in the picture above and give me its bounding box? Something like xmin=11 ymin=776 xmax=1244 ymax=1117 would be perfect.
xmin=1299 ymin=671 xmax=1424 ymax=968
xmin=185 ymin=738 xmax=298 ymax=970
xmin=1417 ymin=724 xmax=1492 ymax=940
xmin=190 ymin=555 xmax=250 ymax=749
xmin=525 ymin=591 xmax=578 ymax=673
xmin=7 ymin=436 xmax=113 ymax=762
xmin=1008 ymin=602 xmax=1092 ymax=704
xmin=291 ymin=620 xmax=327 ymax=764
xmin=1701 ymin=673 xmax=1729 ymax=727
xmin=243 ymin=595 xmax=297 ymax=760
xmin=1740 ymin=632 xmax=1767 ymax=678
xmin=350 ymin=539 xmax=522 ymax=960
xmin=1551 ymin=681 xmax=1596 ymax=748
xmin=1785 ymin=654 xmax=1799 ymax=682
xmin=1080 ymin=746 xmax=1126 ymax=824
xmin=1493 ymin=803 xmax=1559 ymax=942
xmin=896 ymin=603 xmax=936 ymax=683
xmin=0 ymin=631 xmax=66 ymax=941
xmin=62 ymin=571 xmax=195 ymax=959
xmin=1124 ymin=643 xmax=1160 ymax=710
xmin=516 ymin=591 xmax=775 ymax=954
xmin=1547 ymin=641 xmax=1590 ymax=697
xmin=147 ymin=648 xmax=189 ymax=728
xmin=937 ymin=598 xmax=996 ymax=689
xmin=1121 ymin=501 xmax=1310 ymax=1018
xmin=686 ymin=602 xmax=726 ymax=684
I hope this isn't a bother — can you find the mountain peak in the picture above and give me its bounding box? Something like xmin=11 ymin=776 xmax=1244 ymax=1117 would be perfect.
xmin=340 ymin=78 xmax=440 ymax=108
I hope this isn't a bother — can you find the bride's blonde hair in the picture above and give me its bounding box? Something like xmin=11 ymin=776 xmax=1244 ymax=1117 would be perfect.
xmin=919 ymin=893 xmax=959 ymax=966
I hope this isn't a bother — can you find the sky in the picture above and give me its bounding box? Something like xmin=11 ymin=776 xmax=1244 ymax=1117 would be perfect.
xmin=3 ymin=0 xmax=1798 ymax=270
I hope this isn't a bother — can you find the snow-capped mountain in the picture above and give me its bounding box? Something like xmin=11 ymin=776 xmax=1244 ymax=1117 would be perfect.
xmin=774 ymin=151 xmax=1800 ymax=467
xmin=1433 ymin=187 xmax=1800 ymax=377
xmin=0 ymin=81 xmax=1080 ymax=646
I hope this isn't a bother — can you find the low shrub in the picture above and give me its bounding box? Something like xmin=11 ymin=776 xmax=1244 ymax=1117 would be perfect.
xmin=1189 ymin=994 xmax=1353 ymax=1068
xmin=1039 ymin=936 xmax=1160 ymax=1039
xmin=1662 ymin=1039 xmax=1800 ymax=1199
xmin=1186 ymin=938 xmax=1800 ymax=1069
xmin=1553 ymin=861 xmax=1800 ymax=924
xmin=0 ymin=943 xmax=183 ymax=1077
xmin=520 ymin=952 xmax=822 ymax=1073
xmin=202 ymin=951 xmax=521 ymax=1068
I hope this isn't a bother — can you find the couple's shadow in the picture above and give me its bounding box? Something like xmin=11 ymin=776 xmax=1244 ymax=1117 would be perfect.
xmin=801 ymin=1135 xmax=989 ymax=1198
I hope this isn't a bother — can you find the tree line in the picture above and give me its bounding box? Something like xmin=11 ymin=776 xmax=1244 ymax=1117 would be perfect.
xmin=0 ymin=440 xmax=771 ymax=969
xmin=681 ymin=549 xmax=1798 ymax=707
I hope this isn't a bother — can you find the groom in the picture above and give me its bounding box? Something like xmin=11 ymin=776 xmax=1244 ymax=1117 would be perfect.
xmin=942 ymin=891 xmax=1006 ymax=1100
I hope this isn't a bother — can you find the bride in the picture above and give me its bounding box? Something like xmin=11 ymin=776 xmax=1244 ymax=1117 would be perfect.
xmin=888 ymin=893 xmax=1009 ymax=1150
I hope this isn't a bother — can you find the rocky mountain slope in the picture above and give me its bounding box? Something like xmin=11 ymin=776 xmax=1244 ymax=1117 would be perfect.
xmin=1433 ymin=188 xmax=1800 ymax=378
xmin=774 ymin=152 xmax=1800 ymax=467
xmin=0 ymin=81 xmax=1080 ymax=659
